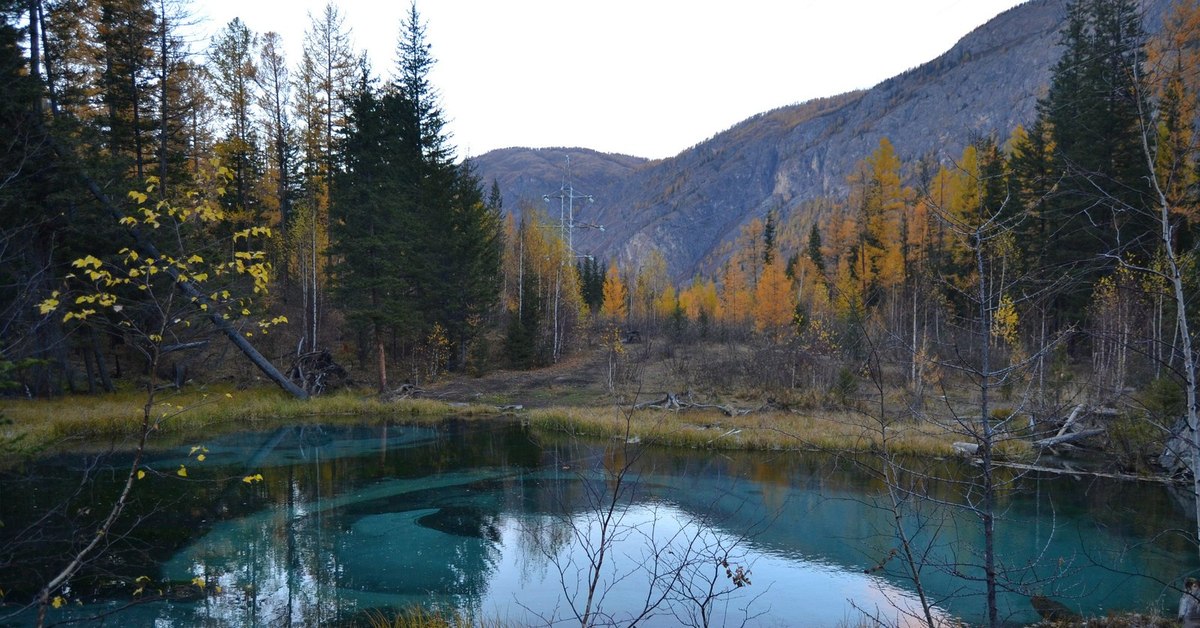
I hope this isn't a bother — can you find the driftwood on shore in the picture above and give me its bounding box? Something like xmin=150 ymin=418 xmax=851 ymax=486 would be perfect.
xmin=633 ymin=392 xmax=778 ymax=417
xmin=1033 ymin=428 xmax=1106 ymax=449
xmin=381 ymin=382 xmax=424 ymax=401
xmin=1030 ymin=404 xmax=1120 ymax=453
xmin=288 ymin=349 xmax=348 ymax=396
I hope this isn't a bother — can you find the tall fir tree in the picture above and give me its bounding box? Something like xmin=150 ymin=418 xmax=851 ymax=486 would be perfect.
xmin=208 ymin=18 xmax=259 ymax=215
xmin=1036 ymin=0 xmax=1153 ymax=322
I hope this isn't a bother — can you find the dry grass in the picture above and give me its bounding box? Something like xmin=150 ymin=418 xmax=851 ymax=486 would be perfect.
xmin=0 ymin=385 xmax=496 ymax=458
xmin=361 ymin=606 xmax=477 ymax=628
xmin=525 ymin=405 xmax=1023 ymax=459
xmin=1 ymin=382 xmax=1033 ymax=463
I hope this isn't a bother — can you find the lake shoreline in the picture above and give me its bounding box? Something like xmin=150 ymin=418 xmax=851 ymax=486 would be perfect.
xmin=1 ymin=385 xmax=1181 ymax=489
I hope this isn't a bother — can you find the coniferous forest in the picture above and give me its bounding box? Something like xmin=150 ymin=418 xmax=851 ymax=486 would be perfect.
xmin=0 ymin=1 xmax=503 ymax=394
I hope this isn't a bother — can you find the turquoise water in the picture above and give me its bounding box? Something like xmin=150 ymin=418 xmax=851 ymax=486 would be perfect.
xmin=4 ymin=420 xmax=1197 ymax=626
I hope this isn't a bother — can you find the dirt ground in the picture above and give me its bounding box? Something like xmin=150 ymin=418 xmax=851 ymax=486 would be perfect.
xmin=422 ymin=350 xmax=614 ymax=408
xmin=421 ymin=339 xmax=701 ymax=409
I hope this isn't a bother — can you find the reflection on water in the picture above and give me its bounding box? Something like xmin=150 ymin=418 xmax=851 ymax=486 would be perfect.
xmin=5 ymin=420 xmax=1199 ymax=626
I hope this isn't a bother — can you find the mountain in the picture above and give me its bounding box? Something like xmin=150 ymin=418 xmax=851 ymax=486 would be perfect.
xmin=468 ymin=0 xmax=1172 ymax=280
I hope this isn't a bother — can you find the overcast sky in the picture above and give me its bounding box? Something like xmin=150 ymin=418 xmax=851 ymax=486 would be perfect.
xmin=191 ymin=0 xmax=1028 ymax=160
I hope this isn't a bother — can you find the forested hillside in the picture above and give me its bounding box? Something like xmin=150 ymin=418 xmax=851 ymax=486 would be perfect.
xmin=472 ymin=0 xmax=1175 ymax=281
xmin=4 ymin=0 xmax=1200 ymax=426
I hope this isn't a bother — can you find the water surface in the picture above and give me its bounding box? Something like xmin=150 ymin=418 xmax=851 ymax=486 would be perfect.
xmin=3 ymin=419 xmax=1196 ymax=626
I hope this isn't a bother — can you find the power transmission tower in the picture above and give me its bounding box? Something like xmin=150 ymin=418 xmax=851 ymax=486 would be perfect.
xmin=543 ymin=155 xmax=603 ymax=258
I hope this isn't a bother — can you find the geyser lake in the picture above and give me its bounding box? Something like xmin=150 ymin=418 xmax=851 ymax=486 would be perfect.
xmin=3 ymin=418 xmax=1197 ymax=626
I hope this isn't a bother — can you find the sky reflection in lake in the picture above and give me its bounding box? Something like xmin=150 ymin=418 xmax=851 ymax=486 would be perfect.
xmin=17 ymin=420 xmax=1200 ymax=626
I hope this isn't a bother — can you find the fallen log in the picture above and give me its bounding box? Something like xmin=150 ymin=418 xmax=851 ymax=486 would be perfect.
xmin=1034 ymin=428 xmax=1105 ymax=449
xmin=632 ymin=392 xmax=763 ymax=417
xmin=634 ymin=392 xmax=685 ymax=411
xmin=953 ymin=442 xmax=979 ymax=456
xmin=381 ymin=383 xmax=424 ymax=401
xmin=1053 ymin=404 xmax=1086 ymax=439
xmin=993 ymin=460 xmax=1184 ymax=484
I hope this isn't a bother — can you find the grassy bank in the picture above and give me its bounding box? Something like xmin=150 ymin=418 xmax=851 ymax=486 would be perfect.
xmin=0 ymin=385 xmax=496 ymax=458
xmin=527 ymin=405 xmax=1031 ymax=459
xmin=0 ymin=385 xmax=1021 ymax=462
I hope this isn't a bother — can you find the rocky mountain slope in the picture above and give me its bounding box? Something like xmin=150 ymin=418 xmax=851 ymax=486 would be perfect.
xmin=469 ymin=0 xmax=1172 ymax=280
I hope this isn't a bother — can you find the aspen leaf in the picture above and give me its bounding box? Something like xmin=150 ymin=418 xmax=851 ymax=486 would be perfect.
xmin=137 ymin=470 xmax=146 ymax=480
xmin=52 ymin=596 xmax=65 ymax=608
xmin=176 ymin=465 xmax=187 ymax=477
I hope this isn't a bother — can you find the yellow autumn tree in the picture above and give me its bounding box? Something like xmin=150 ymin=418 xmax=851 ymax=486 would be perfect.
xmin=600 ymin=262 xmax=629 ymax=321
xmin=847 ymin=138 xmax=910 ymax=295
xmin=1150 ymin=0 xmax=1200 ymax=221
xmin=753 ymin=258 xmax=796 ymax=334
xmin=632 ymin=250 xmax=669 ymax=326
xmin=679 ymin=276 xmax=719 ymax=322
xmin=718 ymin=262 xmax=754 ymax=326
xmin=655 ymin=284 xmax=678 ymax=321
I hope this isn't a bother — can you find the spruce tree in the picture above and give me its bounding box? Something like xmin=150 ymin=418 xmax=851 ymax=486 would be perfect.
xmin=328 ymin=68 xmax=423 ymax=382
xmin=1036 ymin=0 xmax=1153 ymax=322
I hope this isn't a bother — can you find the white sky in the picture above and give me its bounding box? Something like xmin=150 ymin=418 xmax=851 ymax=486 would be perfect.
xmin=192 ymin=0 xmax=1028 ymax=160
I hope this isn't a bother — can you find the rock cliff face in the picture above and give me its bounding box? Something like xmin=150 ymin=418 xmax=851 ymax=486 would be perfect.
xmin=469 ymin=0 xmax=1171 ymax=280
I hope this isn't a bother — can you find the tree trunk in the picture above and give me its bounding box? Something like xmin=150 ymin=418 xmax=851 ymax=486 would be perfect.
xmin=376 ymin=338 xmax=387 ymax=393
xmin=91 ymin=328 xmax=114 ymax=392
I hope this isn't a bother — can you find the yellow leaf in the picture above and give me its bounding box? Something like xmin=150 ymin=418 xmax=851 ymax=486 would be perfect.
xmin=176 ymin=465 xmax=187 ymax=478
xmin=197 ymin=454 xmax=206 ymax=462
xmin=52 ymin=596 xmax=65 ymax=608
xmin=137 ymin=470 xmax=146 ymax=480
xmin=191 ymin=577 xmax=205 ymax=589
xmin=225 ymin=393 xmax=233 ymax=399
xmin=37 ymin=298 xmax=59 ymax=315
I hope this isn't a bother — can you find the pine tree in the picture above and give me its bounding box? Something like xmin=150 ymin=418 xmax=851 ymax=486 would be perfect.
xmin=1037 ymin=0 xmax=1153 ymax=322
xmin=256 ymin=31 xmax=296 ymax=230
xmin=328 ymin=68 xmax=422 ymax=388
xmin=95 ymin=0 xmax=159 ymax=181
xmin=208 ymin=18 xmax=259 ymax=215
xmin=806 ymin=223 xmax=826 ymax=275
xmin=395 ymin=1 xmax=449 ymax=164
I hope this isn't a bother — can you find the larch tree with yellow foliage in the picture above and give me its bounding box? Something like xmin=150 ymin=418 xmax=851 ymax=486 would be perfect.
xmin=719 ymin=262 xmax=754 ymax=327
xmin=600 ymin=262 xmax=629 ymax=322
xmin=679 ymin=276 xmax=719 ymax=324
xmin=753 ymin=258 xmax=796 ymax=334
